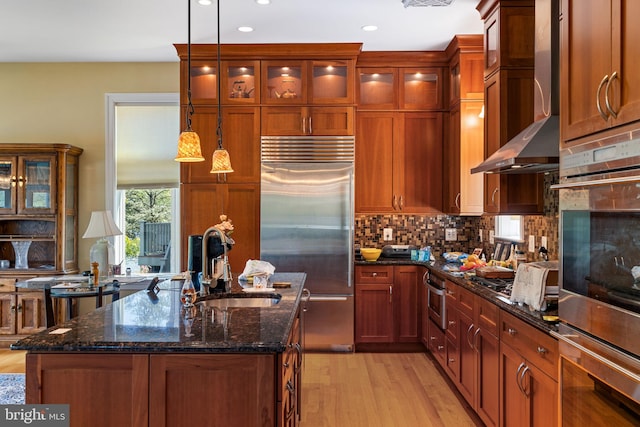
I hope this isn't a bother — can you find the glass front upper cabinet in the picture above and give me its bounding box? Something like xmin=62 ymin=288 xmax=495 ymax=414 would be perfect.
xmin=0 ymin=155 xmax=55 ymax=214
xmin=222 ymin=60 xmax=260 ymax=104
xmin=357 ymin=68 xmax=398 ymax=110
xmin=399 ymin=68 xmax=443 ymax=110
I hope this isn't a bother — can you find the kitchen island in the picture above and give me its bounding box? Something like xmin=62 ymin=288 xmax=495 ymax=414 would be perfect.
xmin=11 ymin=272 xmax=306 ymax=427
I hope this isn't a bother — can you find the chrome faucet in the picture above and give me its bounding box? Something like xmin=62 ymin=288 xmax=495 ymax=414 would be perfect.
xmin=201 ymin=226 xmax=232 ymax=295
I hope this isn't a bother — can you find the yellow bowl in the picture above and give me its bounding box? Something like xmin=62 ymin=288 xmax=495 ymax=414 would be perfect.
xmin=360 ymin=248 xmax=382 ymax=262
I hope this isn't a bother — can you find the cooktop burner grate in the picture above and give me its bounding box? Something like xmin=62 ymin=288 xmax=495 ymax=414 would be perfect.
xmin=471 ymin=276 xmax=514 ymax=294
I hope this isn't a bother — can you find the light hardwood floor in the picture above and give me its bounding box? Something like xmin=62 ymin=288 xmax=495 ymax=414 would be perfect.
xmin=0 ymin=350 xmax=479 ymax=426
xmin=300 ymin=352 xmax=481 ymax=427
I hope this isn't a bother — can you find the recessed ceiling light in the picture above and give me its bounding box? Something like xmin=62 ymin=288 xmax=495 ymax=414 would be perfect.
xmin=361 ymin=25 xmax=378 ymax=32
xmin=238 ymin=26 xmax=254 ymax=33
xmin=256 ymin=0 xmax=271 ymax=4
xmin=198 ymin=0 xmax=212 ymax=5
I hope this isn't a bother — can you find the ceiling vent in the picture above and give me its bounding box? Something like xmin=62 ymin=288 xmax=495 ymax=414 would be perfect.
xmin=402 ymin=0 xmax=454 ymax=7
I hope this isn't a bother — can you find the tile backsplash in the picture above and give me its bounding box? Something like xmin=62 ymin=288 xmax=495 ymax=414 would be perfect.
xmin=355 ymin=172 xmax=559 ymax=261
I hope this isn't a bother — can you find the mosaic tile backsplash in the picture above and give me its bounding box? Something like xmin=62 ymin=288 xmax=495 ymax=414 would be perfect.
xmin=355 ymin=172 xmax=559 ymax=262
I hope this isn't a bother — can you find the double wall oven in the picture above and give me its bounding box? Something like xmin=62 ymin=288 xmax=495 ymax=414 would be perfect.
xmin=554 ymin=128 xmax=640 ymax=426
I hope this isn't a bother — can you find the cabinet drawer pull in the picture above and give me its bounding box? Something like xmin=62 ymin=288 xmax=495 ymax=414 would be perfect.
xmin=536 ymin=346 xmax=548 ymax=355
xmin=308 ymin=116 xmax=313 ymax=134
xmin=605 ymin=71 xmax=619 ymax=119
xmin=430 ymin=336 xmax=437 ymax=341
xmin=448 ymin=320 xmax=456 ymax=327
xmin=448 ymin=358 xmax=455 ymax=363
xmin=507 ymin=328 xmax=517 ymax=336
xmin=596 ymin=74 xmax=610 ymax=121
xmin=437 ymin=345 xmax=444 ymax=351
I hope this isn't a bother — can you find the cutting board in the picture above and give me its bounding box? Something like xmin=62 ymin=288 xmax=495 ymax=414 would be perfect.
xmin=475 ymin=266 xmax=515 ymax=279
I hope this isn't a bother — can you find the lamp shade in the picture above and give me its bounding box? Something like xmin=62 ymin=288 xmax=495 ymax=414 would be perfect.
xmin=210 ymin=149 xmax=234 ymax=174
xmin=82 ymin=211 xmax=123 ymax=239
xmin=175 ymin=130 xmax=205 ymax=162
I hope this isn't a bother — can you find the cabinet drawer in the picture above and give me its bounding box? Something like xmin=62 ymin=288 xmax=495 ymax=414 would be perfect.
xmin=355 ymin=265 xmax=393 ymax=284
xmin=500 ymin=311 xmax=558 ymax=380
xmin=457 ymin=285 xmax=474 ymax=318
xmin=0 ymin=279 xmax=16 ymax=293
xmin=476 ymin=296 xmax=499 ymax=338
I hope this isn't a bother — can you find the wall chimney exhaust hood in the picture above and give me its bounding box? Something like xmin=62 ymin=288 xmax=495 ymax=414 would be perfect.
xmin=472 ymin=0 xmax=559 ymax=175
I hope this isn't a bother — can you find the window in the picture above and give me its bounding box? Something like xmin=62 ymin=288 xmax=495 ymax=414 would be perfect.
xmin=495 ymin=215 xmax=523 ymax=241
xmin=105 ymin=93 xmax=180 ymax=274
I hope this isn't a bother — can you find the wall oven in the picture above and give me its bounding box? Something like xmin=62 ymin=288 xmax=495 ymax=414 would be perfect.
xmin=554 ymin=128 xmax=640 ymax=425
xmin=426 ymin=269 xmax=446 ymax=331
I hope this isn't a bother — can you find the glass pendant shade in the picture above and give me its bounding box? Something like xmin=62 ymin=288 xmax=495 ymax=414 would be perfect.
xmin=210 ymin=149 xmax=234 ymax=173
xmin=175 ymin=130 xmax=205 ymax=162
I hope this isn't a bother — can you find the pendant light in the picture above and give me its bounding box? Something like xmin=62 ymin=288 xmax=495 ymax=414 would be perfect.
xmin=210 ymin=0 xmax=234 ymax=174
xmin=176 ymin=0 xmax=205 ymax=162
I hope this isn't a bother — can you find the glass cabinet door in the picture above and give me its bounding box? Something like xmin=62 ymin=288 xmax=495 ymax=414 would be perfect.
xmin=310 ymin=60 xmax=353 ymax=104
xmin=0 ymin=158 xmax=17 ymax=213
xmin=222 ymin=60 xmax=259 ymax=104
xmin=262 ymin=61 xmax=306 ymax=104
xmin=20 ymin=156 xmax=55 ymax=214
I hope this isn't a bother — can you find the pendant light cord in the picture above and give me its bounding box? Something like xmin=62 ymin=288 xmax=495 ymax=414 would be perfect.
xmin=185 ymin=0 xmax=195 ymax=131
xmin=216 ymin=0 xmax=223 ymax=150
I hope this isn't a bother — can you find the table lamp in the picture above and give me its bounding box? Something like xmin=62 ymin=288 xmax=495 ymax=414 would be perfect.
xmin=82 ymin=210 xmax=122 ymax=280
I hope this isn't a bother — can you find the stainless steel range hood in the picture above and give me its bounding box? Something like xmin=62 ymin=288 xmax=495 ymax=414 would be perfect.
xmin=472 ymin=0 xmax=559 ymax=175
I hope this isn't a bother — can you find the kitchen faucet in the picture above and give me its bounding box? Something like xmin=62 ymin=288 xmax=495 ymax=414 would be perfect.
xmin=201 ymin=226 xmax=232 ymax=295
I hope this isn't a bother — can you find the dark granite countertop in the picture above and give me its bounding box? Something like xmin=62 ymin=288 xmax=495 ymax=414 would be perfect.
xmin=11 ymin=272 xmax=306 ymax=354
xmin=356 ymin=258 xmax=558 ymax=334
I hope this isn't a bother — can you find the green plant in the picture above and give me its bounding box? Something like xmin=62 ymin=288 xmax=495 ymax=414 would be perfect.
xmin=125 ymin=236 xmax=140 ymax=258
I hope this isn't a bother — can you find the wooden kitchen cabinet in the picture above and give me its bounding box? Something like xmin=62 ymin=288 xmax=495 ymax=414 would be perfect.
xmin=355 ymin=265 xmax=422 ymax=345
xmin=477 ymin=0 xmax=544 ymax=215
xmin=0 ymin=145 xmax=82 ymax=276
xmin=261 ymin=106 xmax=354 ymax=136
xmin=500 ymin=311 xmax=558 ymax=427
xmin=180 ymin=183 xmax=259 ymax=275
xmin=357 ymin=66 xmax=444 ymax=111
xmin=560 ymin=0 xmax=640 ymax=143
xmin=0 ymin=287 xmax=47 ymax=346
xmin=181 ymin=106 xmax=260 ymax=184
xmin=355 ymin=111 xmax=443 ymax=214
xmin=445 ymin=35 xmax=485 ymax=215
xmin=443 ymin=280 xmax=500 ymax=427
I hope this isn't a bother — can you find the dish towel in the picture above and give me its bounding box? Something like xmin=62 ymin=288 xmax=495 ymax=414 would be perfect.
xmin=510 ymin=263 xmax=550 ymax=311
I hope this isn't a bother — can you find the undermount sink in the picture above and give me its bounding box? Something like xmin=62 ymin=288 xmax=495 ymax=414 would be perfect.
xmin=196 ymin=293 xmax=281 ymax=309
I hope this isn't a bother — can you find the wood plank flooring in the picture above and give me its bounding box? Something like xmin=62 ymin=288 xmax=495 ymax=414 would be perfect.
xmin=301 ymin=352 xmax=481 ymax=427
xmin=0 ymin=350 xmax=479 ymax=426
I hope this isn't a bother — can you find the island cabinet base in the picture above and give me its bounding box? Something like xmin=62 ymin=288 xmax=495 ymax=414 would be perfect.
xmin=26 ymin=352 xmax=278 ymax=427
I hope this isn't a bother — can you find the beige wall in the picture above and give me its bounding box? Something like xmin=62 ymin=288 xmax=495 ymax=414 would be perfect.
xmin=0 ymin=62 xmax=179 ymax=270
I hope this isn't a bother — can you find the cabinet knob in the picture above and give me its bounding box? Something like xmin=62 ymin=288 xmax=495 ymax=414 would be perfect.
xmin=372 ymin=272 xmax=377 ymax=277
xmin=448 ymin=358 xmax=455 ymax=363
xmin=283 ymin=362 xmax=290 ymax=368
xmin=536 ymin=346 xmax=548 ymax=355
xmin=508 ymin=328 xmax=517 ymax=336
xmin=17 ymin=304 xmax=22 ymax=312
xmin=430 ymin=336 xmax=437 ymax=341
xmin=437 ymin=345 xmax=444 ymax=351
xmin=286 ymin=380 xmax=295 ymax=393
xmin=10 ymin=305 xmax=16 ymax=312
xmin=448 ymin=320 xmax=456 ymax=327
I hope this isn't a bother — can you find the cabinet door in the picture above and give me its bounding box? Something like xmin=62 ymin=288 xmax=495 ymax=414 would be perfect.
xmin=183 ymin=106 xmax=260 ymax=184
xmin=308 ymin=107 xmax=354 ymax=135
xmin=399 ymin=112 xmax=444 ymax=213
xmin=26 ymin=353 xmax=149 ymax=426
xmin=560 ymin=0 xmax=614 ymax=141
xmin=355 ymin=283 xmax=393 ymax=343
xmin=355 ymin=112 xmax=398 ymax=213
xmin=613 ymin=0 xmax=640 ymax=128
xmin=0 ymin=157 xmax=17 ymax=214
xmin=221 ymin=60 xmax=260 ymax=105
xmin=476 ymin=328 xmax=500 ymax=427
xmin=310 ymin=60 xmax=354 ymax=105
xmin=261 ymin=107 xmax=306 ymax=136
xmin=526 ymin=362 xmax=558 ymax=427
xmin=183 ymin=59 xmax=218 ymax=105
xmin=457 ymin=311 xmax=475 ymax=404
xmin=16 ymin=292 xmax=46 ymax=334
xmin=19 ymin=155 xmax=56 ymax=214
xmin=0 ymin=294 xmax=16 ymax=335
xmin=357 ymin=68 xmax=398 ymax=110
xmin=445 ymin=107 xmax=462 ymax=214
xmin=501 ymin=342 xmax=528 ymax=427
xmin=180 ymin=183 xmax=259 ymax=273
xmin=262 ymin=61 xmax=307 ymax=104
xmin=427 ymin=318 xmax=446 ymax=367
xmin=399 ymin=68 xmax=443 ymax=110
xmin=393 ymin=265 xmax=420 ymax=342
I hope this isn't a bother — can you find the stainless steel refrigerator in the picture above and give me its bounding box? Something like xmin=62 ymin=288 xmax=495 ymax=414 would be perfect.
xmin=260 ymin=135 xmax=354 ymax=352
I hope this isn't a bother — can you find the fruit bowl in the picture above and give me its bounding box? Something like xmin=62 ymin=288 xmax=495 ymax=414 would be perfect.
xmin=360 ymin=248 xmax=382 ymax=262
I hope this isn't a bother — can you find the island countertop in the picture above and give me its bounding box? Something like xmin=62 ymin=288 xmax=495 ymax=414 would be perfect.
xmin=11 ymin=272 xmax=306 ymax=354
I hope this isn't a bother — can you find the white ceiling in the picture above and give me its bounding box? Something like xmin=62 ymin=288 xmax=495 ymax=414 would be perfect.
xmin=0 ymin=0 xmax=483 ymax=63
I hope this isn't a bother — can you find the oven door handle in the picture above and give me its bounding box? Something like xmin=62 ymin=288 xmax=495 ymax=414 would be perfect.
xmin=426 ymin=283 xmax=445 ymax=297
xmin=552 ymin=326 xmax=640 ymax=402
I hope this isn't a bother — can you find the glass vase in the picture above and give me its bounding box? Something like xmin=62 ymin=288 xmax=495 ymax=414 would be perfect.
xmin=12 ymin=240 xmax=31 ymax=270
